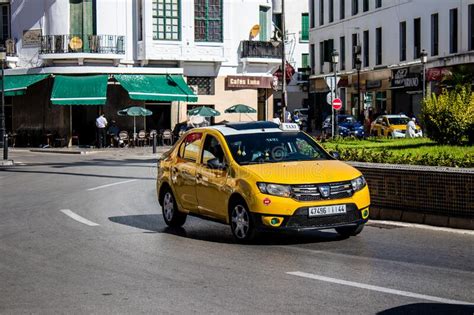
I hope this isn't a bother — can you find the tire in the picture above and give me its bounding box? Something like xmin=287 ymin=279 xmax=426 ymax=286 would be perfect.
xmin=229 ymin=200 xmax=256 ymax=243
xmin=335 ymin=224 xmax=364 ymax=237
xmin=162 ymin=188 xmax=186 ymax=227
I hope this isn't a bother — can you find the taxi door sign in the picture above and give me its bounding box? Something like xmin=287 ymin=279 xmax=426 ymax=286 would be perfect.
xmin=280 ymin=123 xmax=300 ymax=131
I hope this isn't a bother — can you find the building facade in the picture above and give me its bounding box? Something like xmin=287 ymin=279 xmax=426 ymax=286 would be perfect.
xmin=308 ymin=0 xmax=474 ymax=129
xmin=3 ymin=0 xmax=282 ymax=147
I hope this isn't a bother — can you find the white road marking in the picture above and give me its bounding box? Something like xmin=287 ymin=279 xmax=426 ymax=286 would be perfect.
xmin=86 ymin=179 xmax=137 ymax=191
xmin=60 ymin=209 xmax=100 ymax=226
xmin=368 ymin=220 xmax=474 ymax=236
xmin=287 ymin=271 xmax=474 ymax=305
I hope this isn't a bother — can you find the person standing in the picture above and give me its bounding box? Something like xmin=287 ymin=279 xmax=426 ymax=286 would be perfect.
xmin=96 ymin=113 xmax=108 ymax=148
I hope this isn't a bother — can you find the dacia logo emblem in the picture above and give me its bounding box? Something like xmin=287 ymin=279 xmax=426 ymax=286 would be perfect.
xmin=318 ymin=185 xmax=330 ymax=198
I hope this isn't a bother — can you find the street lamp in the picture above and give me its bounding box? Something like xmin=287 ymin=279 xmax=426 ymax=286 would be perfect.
xmin=420 ymin=49 xmax=428 ymax=100
xmin=0 ymin=47 xmax=6 ymax=160
xmin=355 ymin=57 xmax=362 ymax=122
xmin=331 ymin=50 xmax=339 ymax=138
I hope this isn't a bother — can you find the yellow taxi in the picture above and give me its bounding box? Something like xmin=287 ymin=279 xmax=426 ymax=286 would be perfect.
xmin=370 ymin=114 xmax=423 ymax=138
xmin=156 ymin=122 xmax=370 ymax=242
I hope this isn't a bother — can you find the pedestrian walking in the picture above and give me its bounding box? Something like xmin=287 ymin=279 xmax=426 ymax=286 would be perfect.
xmin=96 ymin=113 xmax=108 ymax=148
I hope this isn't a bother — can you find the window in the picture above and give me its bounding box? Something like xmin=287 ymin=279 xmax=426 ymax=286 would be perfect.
xmin=202 ymin=135 xmax=226 ymax=166
xmin=470 ymin=5 xmax=474 ymax=50
xmin=302 ymin=53 xmax=310 ymax=68
xmin=310 ymin=0 xmax=315 ymax=28
xmin=375 ymin=0 xmax=382 ymax=8
xmin=414 ymin=17 xmax=421 ymax=58
xmin=179 ymin=133 xmax=203 ymax=162
xmin=329 ymin=0 xmax=334 ymax=23
xmin=399 ymin=21 xmax=406 ymax=61
xmin=301 ymin=13 xmax=309 ymax=41
xmin=137 ymin=0 xmax=143 ymax=41
xmin=153 ymin=0 xmax=180 ymax=40
xmin=310 ymin=44 xmax=315 ymax=74
xmin=340 ymin=0 xmax=345 ymax=19
xmin=319 ymin=0 xmax=324 ymax=25
xmin=352 ymin=33 xmax=358 ymax=69
xmin=450 ymin=8 xmax=458 ymax=53
xmin=259 ymin=6 xmax=269 ymax=41
xmin=431 ymin=13 xmax=439 ymax=56
xmin=187 ymin=77 xmax=215 ymax=95
xmin=340 ymin=36 xmax=346 ymax=70
xmin=363 ymin=0 xmax=369 ymax=12
xmin=352 ymin=0 xmax=358 ymax=15
xmin=0 ymin=4 xmax=10 ymax=43
xmin=376 ymin=27 xmax=382 ymax=65
xmin=319 ymin=41 xmax=324 ymax=73
xmin=195 ymin=0 xmax=222 ymax=42
xmin=363 ymin=30 xmax=369 ymax=67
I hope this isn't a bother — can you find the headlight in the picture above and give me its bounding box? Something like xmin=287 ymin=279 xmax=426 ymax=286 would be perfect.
xmin=257 ymin=183 xmax=292 ymax=197
xmin=351 ymin=176 xmax=367 ymax=192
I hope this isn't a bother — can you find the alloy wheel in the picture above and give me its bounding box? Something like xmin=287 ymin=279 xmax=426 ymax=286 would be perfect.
xmin=231 ymin=205 xmax=250 ymax=239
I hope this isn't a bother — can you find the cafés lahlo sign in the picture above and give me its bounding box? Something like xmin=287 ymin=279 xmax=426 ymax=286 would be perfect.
xmin=225 ymin=76 xmax=272 ymax=89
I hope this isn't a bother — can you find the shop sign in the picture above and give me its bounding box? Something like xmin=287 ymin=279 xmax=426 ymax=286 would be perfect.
xmin=225 ymin=76 xmax=272 ymax=89
xmin=366 ymin=80 xmax=381 ymax=89
xmin=391 ymin=68 xmax=420 ymax=89
xmin=22 ymin=29 xmax=42 ymax=47
xmin=426 ymin=67 xmax=452 ymax=82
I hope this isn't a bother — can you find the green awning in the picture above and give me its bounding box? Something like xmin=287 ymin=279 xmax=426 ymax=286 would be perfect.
xmin=51 ymin=75 xmax=108 ymax=105
xmin=1 ymin=74 xmax=49 ymax=96
xmin=114 ymin=74 xmax=198 ymax=102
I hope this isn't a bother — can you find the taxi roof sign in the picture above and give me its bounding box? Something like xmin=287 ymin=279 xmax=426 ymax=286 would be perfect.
xmin=279 ymin=123 xmax=300 ymax=131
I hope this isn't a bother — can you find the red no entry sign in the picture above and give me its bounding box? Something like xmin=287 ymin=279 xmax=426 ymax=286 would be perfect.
xmin=332 ymin=98 xmax=342 ymax=110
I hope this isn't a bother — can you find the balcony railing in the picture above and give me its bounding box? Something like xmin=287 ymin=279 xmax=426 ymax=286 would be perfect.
xmin=240 ymin=40 xmax=282 ymax=59
xmin=40 ymin=34 xmax=125 ymax=54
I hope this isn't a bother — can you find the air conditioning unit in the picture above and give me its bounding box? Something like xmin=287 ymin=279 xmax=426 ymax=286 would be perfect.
xmin=189 ymin=85 xmax=199 ymax=94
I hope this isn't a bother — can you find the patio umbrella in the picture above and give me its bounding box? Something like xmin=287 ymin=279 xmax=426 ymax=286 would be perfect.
xmin=117 ymin=106 xmax=153 ymax=140
xmin=187 ymin=106 xmax=221 ymax=117
xmin=224 ymin=104 xmax=256 ymax=121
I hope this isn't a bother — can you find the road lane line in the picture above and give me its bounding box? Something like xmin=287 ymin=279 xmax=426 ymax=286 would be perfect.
xmin=287 ymin=271 xmax=474 ymax=305
xmin=60 ymin=209 xmax=100 ymax=226
xmin=86 ymin=179 xmax=137 ymax=191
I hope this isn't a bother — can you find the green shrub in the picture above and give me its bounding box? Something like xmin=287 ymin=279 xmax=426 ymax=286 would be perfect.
xmin=421 ymin=86 xmax=474 ymax=145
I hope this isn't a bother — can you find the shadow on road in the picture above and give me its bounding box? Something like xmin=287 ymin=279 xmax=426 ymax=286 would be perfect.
xmin=109 ymin=214 xmax=347 ymax=245
xmin=378 ymin=303 xmax=474 ymax=315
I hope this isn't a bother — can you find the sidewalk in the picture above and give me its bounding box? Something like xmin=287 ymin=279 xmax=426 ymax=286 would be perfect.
xmin=12 ymin=145 xmax=171 ymax=156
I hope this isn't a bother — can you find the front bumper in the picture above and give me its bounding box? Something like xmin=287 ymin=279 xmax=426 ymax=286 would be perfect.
xmin=252 ymin=203 xmax=369 ymax=232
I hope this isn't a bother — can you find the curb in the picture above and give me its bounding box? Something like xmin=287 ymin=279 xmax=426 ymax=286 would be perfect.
xmin=0 ymin=159 xmax=14 ymax=166
xmin=370 ymin=207 xmax=474 ymax=230
xmin=29 ymin=149 xmax=99 ymax=155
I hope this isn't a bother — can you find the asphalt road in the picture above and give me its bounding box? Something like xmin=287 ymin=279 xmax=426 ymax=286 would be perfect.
xmin=1 ymin=149 xmax=473 ymax=314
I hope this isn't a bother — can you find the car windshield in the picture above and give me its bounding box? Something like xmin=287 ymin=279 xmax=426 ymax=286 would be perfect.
xmin=225 ymin=132 xmax=331 ymax=165
xmin=388 ymin=117 xmax=410 ymax=125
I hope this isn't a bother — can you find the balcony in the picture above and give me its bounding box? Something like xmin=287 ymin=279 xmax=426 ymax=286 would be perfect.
xmin=240 ymin=40 xmax=282 ymax=59
xmin=40 ymin=34 xmax=125 ymax=55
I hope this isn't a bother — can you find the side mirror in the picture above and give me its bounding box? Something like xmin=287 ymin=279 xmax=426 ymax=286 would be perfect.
xmin=330 ymin=151 xmax=341 ymax=160
xmin=207 ymin=158 xmax=227 ymax=170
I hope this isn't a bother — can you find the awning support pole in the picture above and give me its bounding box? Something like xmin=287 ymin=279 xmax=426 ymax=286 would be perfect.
xmin=68 ymin=105 xmax=72 ymax=147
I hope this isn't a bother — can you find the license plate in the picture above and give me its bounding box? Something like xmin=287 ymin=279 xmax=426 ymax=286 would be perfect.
xmin=308 ymin=205 xmax=346 ymax=217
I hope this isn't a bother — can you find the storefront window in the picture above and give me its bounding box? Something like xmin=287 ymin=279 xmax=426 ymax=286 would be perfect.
xmin=376 ymin=91 xmax=387 ymax=113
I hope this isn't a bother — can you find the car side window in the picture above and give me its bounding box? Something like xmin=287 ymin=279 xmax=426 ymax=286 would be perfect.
xmin=179 ymin=133 xmax=203 ymax=162
xmin=201 ymin=134 xmax=226 ymax=166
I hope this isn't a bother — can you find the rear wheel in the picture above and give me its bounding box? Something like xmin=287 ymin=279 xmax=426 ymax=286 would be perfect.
xmin=230 ymin=201 xmax=256 ymax=243
xmin=162 ymin=188 xmax=186 ymax=227
xmin=335 ymin=224 xmax=364 ymax=237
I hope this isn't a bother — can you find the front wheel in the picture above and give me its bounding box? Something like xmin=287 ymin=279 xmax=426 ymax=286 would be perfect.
xmin=335 ymin=224 xmax=364 ymax=237
xmin=162 ymin=189 xmax=186 ymax=227
xmin=230 ymin=202 xmax=256 ymax=243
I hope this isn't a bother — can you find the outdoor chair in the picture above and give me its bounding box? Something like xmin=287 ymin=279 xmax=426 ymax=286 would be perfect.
xmin=118 ymin=130 xmax=130 ymax=147
xmin=137 ymin=130 xmax=147 ymax=146
xmin=161 ymin=129 xmax=173 ymax=146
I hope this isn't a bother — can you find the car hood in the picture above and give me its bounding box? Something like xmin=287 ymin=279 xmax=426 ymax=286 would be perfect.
xmin=390 ymin=124 xmax=421 ymax=130
xmin=339 ymin=122 xmax=364 ymax=130
xmin=241 ymin=160 xmax=361 ymax=184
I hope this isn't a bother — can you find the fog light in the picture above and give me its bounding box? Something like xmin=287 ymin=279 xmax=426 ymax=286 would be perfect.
xmin=361 ymin=208 xmax=369 ymax=219
xmin=262 ymin=216 xmax=283 ymax=227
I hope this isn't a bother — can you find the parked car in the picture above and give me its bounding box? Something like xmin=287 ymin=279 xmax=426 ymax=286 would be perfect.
xmin=370 ymin=114 xmax=422 ymax=138
xmin=156 ymin=121 xmax=370 ymax=242
xmin=322 ymin=115 xmax=365 ymax=138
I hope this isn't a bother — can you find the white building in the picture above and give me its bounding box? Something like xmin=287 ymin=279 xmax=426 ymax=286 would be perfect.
xmin=4 ymin=0 xmax=282 ymax=146
xmin=308 ymin=0 xmax=474 ymax=128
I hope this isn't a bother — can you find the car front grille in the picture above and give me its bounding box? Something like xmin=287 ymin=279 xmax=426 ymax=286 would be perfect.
xmin=286 ymin=205 xmax=360 ymax=228
xmin=291 ymin=181 xmax=354 ymax=201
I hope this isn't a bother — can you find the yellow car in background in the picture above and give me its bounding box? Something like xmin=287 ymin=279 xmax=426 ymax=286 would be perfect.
xmin=156 ymin=122 xmax=370 ymax=242
xmin=370 ymin=114 xmax=422 ymax=138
